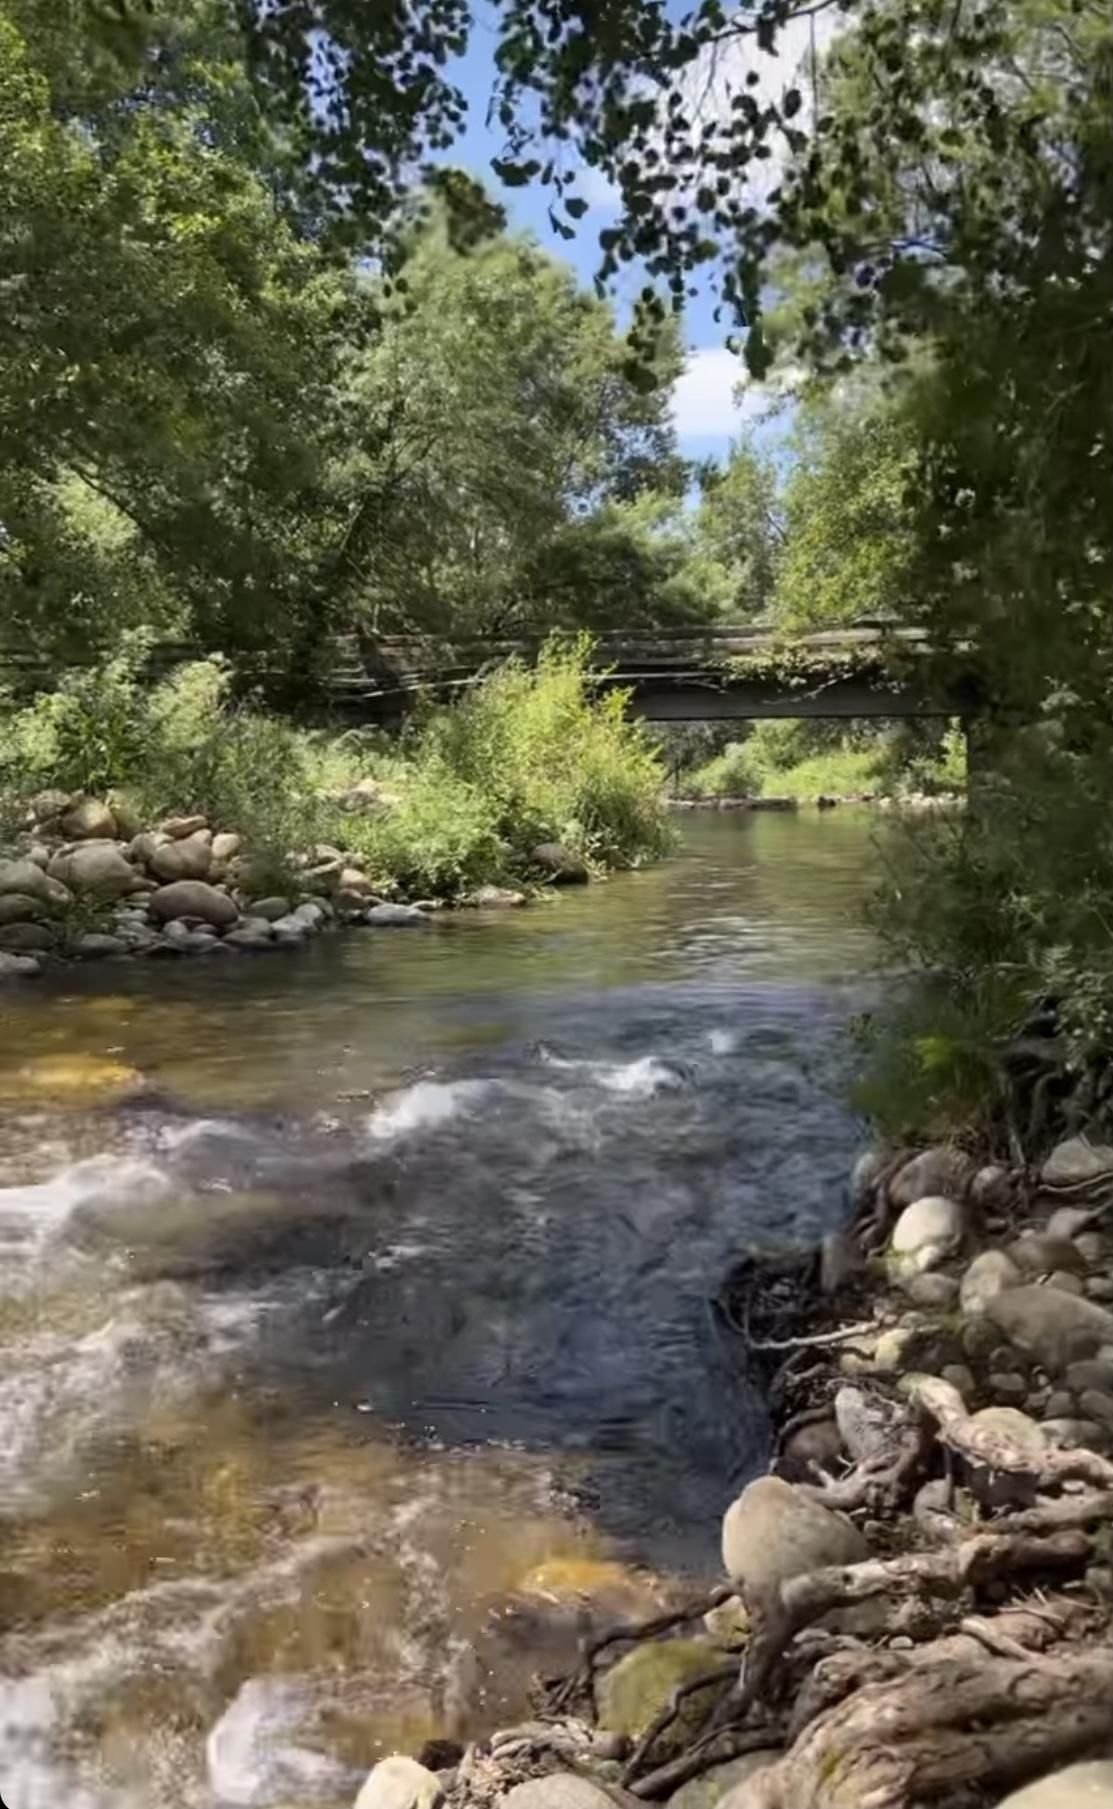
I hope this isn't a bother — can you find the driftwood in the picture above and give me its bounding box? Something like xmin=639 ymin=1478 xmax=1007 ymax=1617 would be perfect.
xmin=797 ymin=1419 xmax=928 ymax=1513
xmin=721 ymin=1646 xmax=1113 ymax=1809
xmin=912 ymin=1375 xmax=1113 ymax=1489
xmin=743 ymin=1318 xmax=876 ymax=1355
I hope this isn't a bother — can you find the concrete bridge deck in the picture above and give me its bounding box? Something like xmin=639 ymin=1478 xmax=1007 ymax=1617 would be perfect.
xmin=332 ymin=624 xmax=977 ymax=721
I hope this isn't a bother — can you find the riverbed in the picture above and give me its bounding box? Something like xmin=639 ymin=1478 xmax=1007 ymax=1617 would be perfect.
xmin=0 ymin=811 xmax=879 ymax=1809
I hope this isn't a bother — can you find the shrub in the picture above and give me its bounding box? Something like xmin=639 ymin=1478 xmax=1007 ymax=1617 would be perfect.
xmin=411 ymin=634 xmax=670 ymax=872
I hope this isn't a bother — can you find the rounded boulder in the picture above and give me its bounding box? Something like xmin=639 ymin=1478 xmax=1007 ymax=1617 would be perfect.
xmin=48 ymin=844 xmax=138 ymax=899
xmin=150 ymin=833 xmax=212 ymax=883
xmin=721 ymin=1475 xmax=867 ymax=1592
xmin=149 ymin=881 xmax=238 ymax=929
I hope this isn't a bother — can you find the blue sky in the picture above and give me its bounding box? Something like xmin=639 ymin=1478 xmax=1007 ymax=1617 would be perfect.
xmin=432 ymin=10 xmax=818 ymax=465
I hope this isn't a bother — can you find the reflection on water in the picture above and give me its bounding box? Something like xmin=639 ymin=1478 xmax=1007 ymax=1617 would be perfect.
xmin=0 ymin=812 xmax=879 ymax=1809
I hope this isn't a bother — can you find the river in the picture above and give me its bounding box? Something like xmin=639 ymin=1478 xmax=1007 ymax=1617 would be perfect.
xmin=0 ymin=810 xmax=879 ymax=1809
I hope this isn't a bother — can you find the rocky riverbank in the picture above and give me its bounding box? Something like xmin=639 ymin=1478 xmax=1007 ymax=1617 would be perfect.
xmin=347 ymin=1133 xmax=1113 ymax=1809
xmin=0 ymin=789 xmax=590 ymax=981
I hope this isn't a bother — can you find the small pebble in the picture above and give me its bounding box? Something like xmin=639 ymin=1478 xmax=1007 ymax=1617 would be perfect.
xmin=1074 ymin=1233 xmax=1105 ymax=1265
xmin=1086 ymin=1276 xmax=1113 ymax=1302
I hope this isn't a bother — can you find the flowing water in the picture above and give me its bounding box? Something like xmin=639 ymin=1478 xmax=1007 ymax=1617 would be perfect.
xmin=0 ymin=810 xmax=880 ymax=1809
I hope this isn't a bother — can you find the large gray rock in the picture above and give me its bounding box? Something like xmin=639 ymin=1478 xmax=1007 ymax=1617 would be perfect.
xmin=150 ymin=833 xmax=212 ymax=882
xmin=721 ymin=1476 xmax=867 ymax=1592
xmin=889 ymin=1194 xmax=964 ymax=1271
xmin=0 ymin=921 xmax=54 ymax=951
xmin=60 ymin=797 xmax=116 ymax=840
xmin=353 ymin=1755 xmax=443 ymax=1809
xmin=961 ymin=1248 xmax=1022 ymax=1315
xmin=1046 ymin=1205 xmax=1094 ymax=1241
xmin=500 ymin=1779 xmax=614 ymax=1809
xmin=0 ymin=892 xmax=48 ymax=923
xmin=985 ymin=1285 xmax=1113 ymax=1373
xmin=248 ymin=895 xmax=292 ymax=921
xmin=149 ymin=881 xmax=238 ymax=928
xmin=48 ymin=843 xmax=138 ymax=899
xmin=0 ymin=950 xmax=41 ymax=979
xmin=994 ymin=1760 xmax=1113 ymax=1809
xmin=1041 ymin=1137 xmax=1113 ymax=1187
xmin=531 ymin=841 xmax=589 ymax=884
xmin=1008 ymin=1233 xmax=1085 ymax=1276
xmin=890 ymin=1145 xmax=975 ymax=1209
xmin=0 ymin=857 xmax=70 ymax=908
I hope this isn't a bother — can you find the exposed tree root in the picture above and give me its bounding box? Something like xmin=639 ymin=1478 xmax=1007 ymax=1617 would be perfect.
xmin=912 ymin=1375 xmax=1113 ymax=1489
xmin=723 ymin=1645 xmax=1113 ymax=1809
xmin=628 ymin=1723 xmax=786 ymax=1801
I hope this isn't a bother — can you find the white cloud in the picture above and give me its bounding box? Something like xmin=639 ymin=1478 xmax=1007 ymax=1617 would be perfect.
xmin=672 ymin=345 xmax=792 ymax=440
xmin=674 ymin=7 xmax=843 ymax=203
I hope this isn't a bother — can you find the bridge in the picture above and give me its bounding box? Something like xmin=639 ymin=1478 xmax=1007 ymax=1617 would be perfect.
xmin=330 ymin=624 xmax=979 ymax=722
xmin=0 ymin=623 xmax=980 ymax=721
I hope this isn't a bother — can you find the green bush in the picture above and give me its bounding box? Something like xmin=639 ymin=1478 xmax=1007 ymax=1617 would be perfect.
xmin=863 ymin=728 xmax=1113 ymax=1140
xmin=0 ymin=637 xmax=668 ymax=902
xmin=340 ymin=636 xmax=670 ymax=893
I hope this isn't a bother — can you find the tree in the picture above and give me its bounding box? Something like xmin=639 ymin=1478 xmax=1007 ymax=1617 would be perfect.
xmin=772 ymin=394 xmax=918 ymax=628
xmin=692 ymin=440 xmax=782 ymax=619
xmin=0 ymin=0 xmax=369 ymax=665
xmin=333 ymin=216 xmax=695 ymax=636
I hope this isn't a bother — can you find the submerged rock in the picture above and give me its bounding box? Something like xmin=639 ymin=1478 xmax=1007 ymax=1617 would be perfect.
xmin=366 ymin=902 xmax=430 ymax=926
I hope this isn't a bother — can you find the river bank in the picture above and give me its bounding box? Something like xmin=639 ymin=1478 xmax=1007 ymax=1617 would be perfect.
xmin=346 ymin=1136 xmax=1113 ymax=1809
xmin=0 ymin=789 xmax=597 ymax=982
